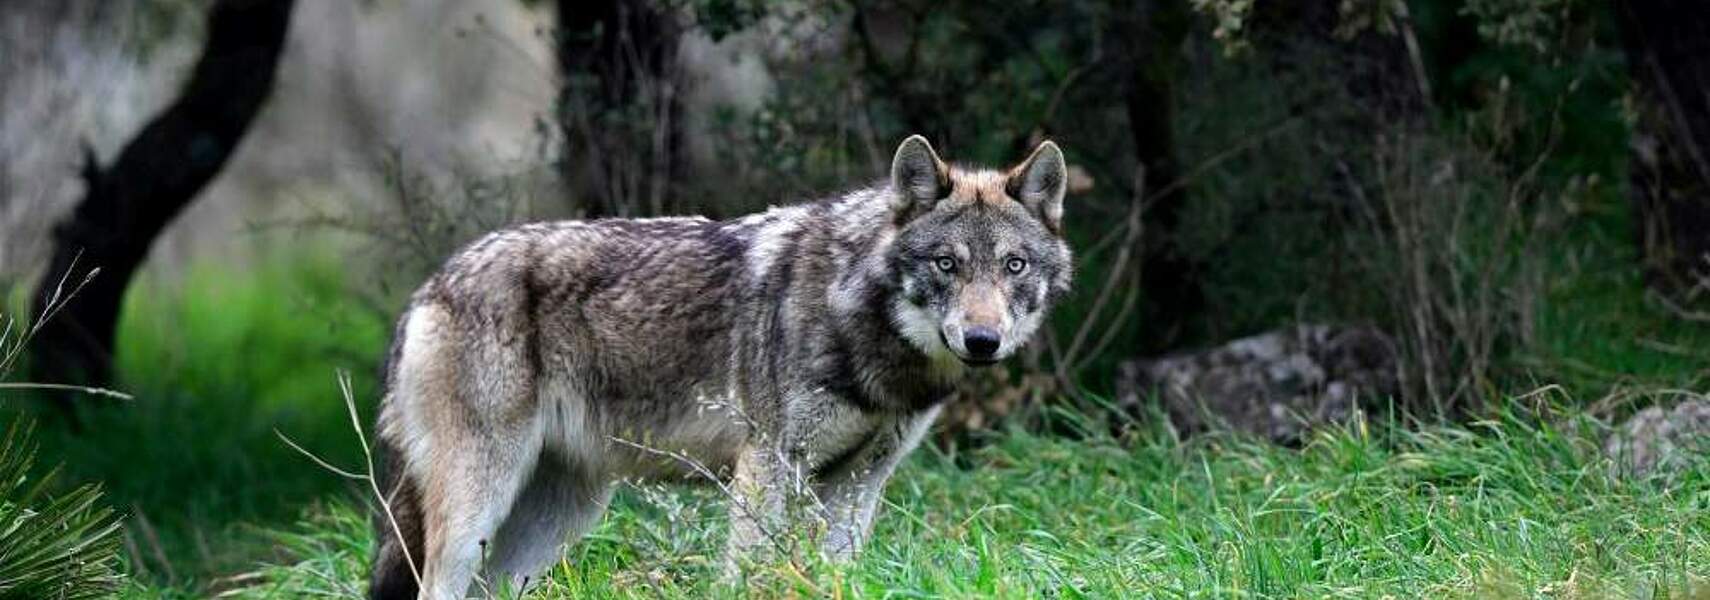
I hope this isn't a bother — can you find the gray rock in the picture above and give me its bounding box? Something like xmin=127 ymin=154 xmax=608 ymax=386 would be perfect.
xmin=1604 ymin=400 xmax=1710 ymax=479
xmin=1115 ymin=324 xmax=1399 ymax=443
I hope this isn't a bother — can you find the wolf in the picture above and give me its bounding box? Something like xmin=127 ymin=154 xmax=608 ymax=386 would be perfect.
xmin=367 ymin=135 xmax=1074 ymax=599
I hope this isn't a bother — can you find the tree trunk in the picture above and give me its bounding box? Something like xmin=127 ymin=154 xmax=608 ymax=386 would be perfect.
xmin=1617 ymin=0 xmax=1710 ymax=290
xmin=556 ymin=0 xmax=684 ymax=218
xmin=1112 ymin=0 xmax=1198 ymax=352
xmin=28 ymin=0 xmax=294 ymax=411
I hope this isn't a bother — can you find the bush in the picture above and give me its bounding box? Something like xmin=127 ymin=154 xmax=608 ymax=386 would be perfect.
xmin=0 ymin=419 xmax=124 ymax=600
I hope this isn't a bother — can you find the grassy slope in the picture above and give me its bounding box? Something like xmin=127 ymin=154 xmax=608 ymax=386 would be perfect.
xmin=222 ymin=411 xmax=1708 ymax=599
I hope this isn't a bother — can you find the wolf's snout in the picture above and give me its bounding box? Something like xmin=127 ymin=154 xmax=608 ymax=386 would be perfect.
xmin=964 ymin=327 xmax=1001 ymax=359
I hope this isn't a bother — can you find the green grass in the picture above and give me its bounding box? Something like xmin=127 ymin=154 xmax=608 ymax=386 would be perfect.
xmin=214 ymin=406 xmax=1708 ymax=599
xmin=23 ymin=255 xmax=392 ymax=590
xmin=1527 ymin=208 xmax=1710 ymax=398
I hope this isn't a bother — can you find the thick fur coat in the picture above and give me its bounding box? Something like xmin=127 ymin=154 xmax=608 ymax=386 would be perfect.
xmin=368 ymin=136 xmax=1073 ymax=599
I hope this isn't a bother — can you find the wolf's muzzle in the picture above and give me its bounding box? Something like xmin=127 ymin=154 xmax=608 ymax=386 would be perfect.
xmin=964 ymin=326 xmax=1001 ymax=360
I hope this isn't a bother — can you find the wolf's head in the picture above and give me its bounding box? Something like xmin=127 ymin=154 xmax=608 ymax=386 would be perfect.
xmin=885 ymin=135 xmax=1073 ymax=367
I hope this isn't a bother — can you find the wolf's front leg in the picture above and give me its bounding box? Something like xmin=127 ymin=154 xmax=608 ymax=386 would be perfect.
xmin=815 ymin=405 xmax=942 ymax=561
xmin=724 ymin=441 xmax=797 ymax=574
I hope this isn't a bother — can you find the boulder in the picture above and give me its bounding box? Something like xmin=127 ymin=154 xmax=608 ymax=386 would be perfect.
xmin=1604 ymin=400 xmax=1710 ymax=479
xmin=1115 ymin=324 xmax=1399 ymax=443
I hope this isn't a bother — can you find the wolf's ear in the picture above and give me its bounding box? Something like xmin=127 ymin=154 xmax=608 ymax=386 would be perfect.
xmin=1006 ymin=141 xmax=1068 ymax=232
xmin=889 ymin=135 xmax=949 ymax=216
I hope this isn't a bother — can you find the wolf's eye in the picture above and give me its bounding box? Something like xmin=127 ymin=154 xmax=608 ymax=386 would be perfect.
xmin=934 ymin=256 xmax=957 ymax=273
xmin=1005 ymin=257 xmax=1028 ymax=274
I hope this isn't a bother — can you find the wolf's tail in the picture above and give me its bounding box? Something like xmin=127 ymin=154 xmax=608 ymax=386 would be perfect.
xmin=368 ymin=435 xmax=425 ymax=600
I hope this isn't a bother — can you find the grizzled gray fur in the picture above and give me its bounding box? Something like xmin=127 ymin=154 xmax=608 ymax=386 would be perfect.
xmin=367 ymin=136 xmax=1073 ymax=599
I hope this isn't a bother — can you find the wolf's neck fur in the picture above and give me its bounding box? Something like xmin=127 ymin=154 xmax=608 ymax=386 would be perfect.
xmin=734 ymin=186 xmax=964 ymax=412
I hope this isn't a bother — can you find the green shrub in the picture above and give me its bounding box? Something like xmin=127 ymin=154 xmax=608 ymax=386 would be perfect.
xmin=0 ymin=420 xmax=123 ymax=600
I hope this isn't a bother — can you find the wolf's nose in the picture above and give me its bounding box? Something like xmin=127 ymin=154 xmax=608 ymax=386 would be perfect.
xmin=964 ymin=327 xmax=1001 ymax=358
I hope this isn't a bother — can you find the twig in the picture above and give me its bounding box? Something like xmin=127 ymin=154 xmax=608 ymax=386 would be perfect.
xmin=275 ymin=431 xmax=365 ymax=481
xmin=340 ymin=370 xmax=422 ymax=589
xmin=1631 ymin=20 xmax=1710 ymax=187
xmin=1073 ymin=282 xmax=1142 ymax=376
xmin=1636 ymin=337 xmax=1704 ymax=360
xmin=0 ymin=382 xmax=132 ymax=400
xmin=1393 ymin=1 xmax=1436 ymax=114
xmin=1141 ymin=115 xmax=1302 ymax=205
xmin=1038 ymin=63 xmax=1094 ymax=128
xmin=130 ymin=505 xmax=177 ymax=583
xmin=782 ymin=557 xmax=827 ymax=596
xmin=275 ymin=370 xmax=421 ymax=590
xmin=1061 ymin=163 xmax=1146 ymax=377
xmin=608 ymin=436 xmax=796 ymax=558
xmin=1648 ymin=287 xmax=1710 ymax=323
xmin=1 ymin=252 xmax=98 ymax=374
xmin=121 ymin=531 xmax=148 ymax=582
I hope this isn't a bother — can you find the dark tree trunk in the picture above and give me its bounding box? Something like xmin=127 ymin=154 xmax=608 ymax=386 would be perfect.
xmin=556 ymin=0 xmax=684 ymax=218
xmin=1617 ymin=0 xmax=1710 ymax=290
xmin=28 ymin=0 xmax=294 ymax=411
xmin=1111 ymin=0 xmax=1199 ymax=352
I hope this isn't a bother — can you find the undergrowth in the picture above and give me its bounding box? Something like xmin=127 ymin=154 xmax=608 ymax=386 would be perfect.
xmin=23 ymin=255 xmax=390 ymax=589
xmin=220 ymin=403 xmax=1709 ymax=599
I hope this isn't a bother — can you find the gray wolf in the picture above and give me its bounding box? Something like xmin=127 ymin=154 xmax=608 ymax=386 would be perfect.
xmin=367 ymin=135 xmax=1074 ymax=599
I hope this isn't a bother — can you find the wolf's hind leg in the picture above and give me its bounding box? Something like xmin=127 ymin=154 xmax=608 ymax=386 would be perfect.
xmin=415 ymin=435 xmax=536 ymax=600
xmin=482 ymin=455 xmax=613 ymax=593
